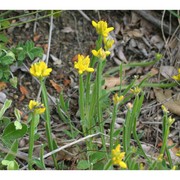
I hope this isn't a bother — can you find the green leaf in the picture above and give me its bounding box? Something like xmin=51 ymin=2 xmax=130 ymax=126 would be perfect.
xmin=30 ymin=47 xmax=43 ymax=57
xmin=0 ymin=34 xmax=8 ymax=43
xmin=17 ymin=51 xmax=26 ymax=61
xmin=25 ymin=41 xmax=34 ymax=52
xmin=2 ymin=122 xmax=27 ymax=146
xmin=7 ymin=160 xmax=19 ymax=170
xmin=0 ymin=117 xmax=10 ymax=127
xmin=77 ymin=160 xmax=90 ymax=170
xmin=28 ymin=52 xmax=35 ymax=60
xmin=14 ymin=120 xmax=22 ymax=130
xmin=4 ymin=139 xmax=18 ymax=161
xmin=0 ymin=55 xmax=14 ymax=65
xmin=90 ymin=151 xmax=105 ymax=164
xmin=0 ymin=99 xmax=12 ymax=120
xmin=2 ymin=160 xmax=19 ymax=170
xmin=14 ymin=108 xmax=21 ymax=121
xmin=10 ymin=77 xmax=18 ymax=88
xmin=33 ymin=159 xmax=45 ymax=170
xmin=1 ymin=21 xmax=10 ymax=28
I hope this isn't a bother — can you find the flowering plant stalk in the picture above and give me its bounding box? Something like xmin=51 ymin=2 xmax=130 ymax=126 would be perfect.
xmin=30 ymin=61 xmax=58 ymax=169
xmin=160 ymin=105 xmax=174 ymax=168
xmin=41 ymin=79 xmax=59 ymax=169
xmin=110 ymin=94 xmax=124 ymax=151
xmin=28 ymin=100 xmax=45 ymax=170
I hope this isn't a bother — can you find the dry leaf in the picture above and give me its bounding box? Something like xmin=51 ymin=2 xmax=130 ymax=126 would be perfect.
xmin=43 ymin=44 xmax=48 ymax=54
xmin=103 ymin=77 xmax=125 ymax=89
xmin=160 ymin=66 xmax=178 ymax=80
xmin=154 ymin=88 xmax=180 ymax=116
xmin=50 ymin=80 xmax=62 ymax=93
xmin=33 ymin=33 xmax=41 ymax=42
xmin=117 ymin=46 xmax=128 ymax=63
xmin=19 ymin=85 xmax=29 ymax=101
xmin=50 ymin=54 xmax=62 ymax=67
xmin=63 ymin=79 xmax=71 ymax=87
xmin=127 ymin=29 xmax=143 ymax=38
xmin=0 ymin=82 xmax=7 ymax=91
xmin=150 ymin=35 xmax=164 ymax=50
xmin=71 ymin=54 xmax=78 ymax=63
xmin=150 ymin=67 xmax=159 ymax=76
xmin=20 ymin=85 xmax=29 ymax=96
xmin=61 ymin=27 xmax=75 ymax=33
xmin=114 ymin=21 xmax=121 ymax=35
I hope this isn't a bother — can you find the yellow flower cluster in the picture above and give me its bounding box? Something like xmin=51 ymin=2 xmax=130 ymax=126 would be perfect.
xmin=74 ymin=54 xmax=94 ymax=75
xmin=92 ymin=20 xmax=114 ymax=37
xmin=29 ymin=100 xmax=46 ymax=114
xmin=172 ymin=68 xmax=180 ymax=81
xmin=130 ymin=87 xmax=141 ymax=95
xmin=113 ymin=93 xmax=124 ymax=105
xmin=157 ymin=154 xmax=163 ymax=162
xmin=30 ymin=61 xmax=52 ymax=79
xmin=104 ymin=38 xmax=114 ymax=50
xmin=92 ymin=48 xmax=110 ymax=60
xmin=111 ymin=144 xmax=127 ymax=169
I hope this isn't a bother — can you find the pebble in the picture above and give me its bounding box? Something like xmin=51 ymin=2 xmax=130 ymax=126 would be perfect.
xmin=0 ymin=92 xmax=7 ymax=103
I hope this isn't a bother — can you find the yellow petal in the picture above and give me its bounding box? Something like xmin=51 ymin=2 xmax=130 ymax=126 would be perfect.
xmin=119 ymin=161 xmax=127 ymax=169
xmin=92 ymin=21 xmax=97 ymax=28
xmin=92 ymin=50 xmax=98 ymax=56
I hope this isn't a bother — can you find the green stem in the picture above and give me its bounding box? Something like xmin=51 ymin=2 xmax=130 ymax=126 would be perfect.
xmin=122 ymin=108 xmax=132 ymax=153
xmin=28 ymin=113 xmax=37 ymax=170
xmin=97 ymin=60 xmax=106 ymax=152
xmin=104 ymin=160 xmax=112 ymax=170
xmin=0 ymin=10 xmax=12 ymax=18
xmin=0 ymin=11 xmax=61 ymax=31
xmin=0 ymin=10 xmax=44 ymax=23
xmin=160 ymin=127 xmax=169 ymax=155
xmin=79 ymin=74 xmax=86 ymax=135
xmin=105 ymin=57 xmax=161 ymax=75
xmin=165 ymin=146 xmax=173 ymax=168
xmin=107 ymin=82 xmax=177 ymax=93
xmin=41 ymin=80 xmax=58 ymax=170
xmin=110 ymin=104 xmax=118 ymax=151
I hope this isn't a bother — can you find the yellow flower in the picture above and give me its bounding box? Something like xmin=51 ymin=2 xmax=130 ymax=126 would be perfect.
xmin=74 ymin=54 xmax=94 ymax=75
xmin=139 ymin=163 xmax=145 ymax=170
xmin=29 ymin=100 xmax=46 ymax=114
xmin=172 ymin=166 xmax=177 ymax=170
xmin=30 ymin=61 xmax=52 ymax=79
xmin=157 ymin=154 xmax=163 ymax=162
xmin=92 ymin=48 xmax=110 ymax=60
xmin=130 ymin=87 xmax=141 ymax=95
xmin=111 ymin=144 xmax=127 ymax=169
xmin=92 ymin=20 xmax=114 ymax=37
xmin=104 ymin=38 xmax=114 ymax=50
xmin=176 ymin=151 xmax=180 ymax=157
xmin=113 ymin=93 xmax=124 ymax=105
xmin=172 ymin=68 xmax=180 ymax=81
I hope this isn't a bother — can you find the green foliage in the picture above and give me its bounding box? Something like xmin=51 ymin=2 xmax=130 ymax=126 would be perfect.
xmin=77 ymin=160 xmax=91 ymax=170
xmin=1 ymin=122 xmax=27 ymax=147
xmin=12 ymin=40 xmax=43 ymax=63
xmin=1 ymin=159 xmax=19 ymax=170
xmin=0 ymin=17 xmax=10 ymax=29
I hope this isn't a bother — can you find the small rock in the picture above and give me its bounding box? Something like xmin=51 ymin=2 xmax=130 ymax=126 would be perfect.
xmin=0 ymin=92 xmax=7 ymax=103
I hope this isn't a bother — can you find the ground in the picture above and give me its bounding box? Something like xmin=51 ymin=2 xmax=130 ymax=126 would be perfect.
xmin=0 ymin=10 xmax=179 ymax=169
